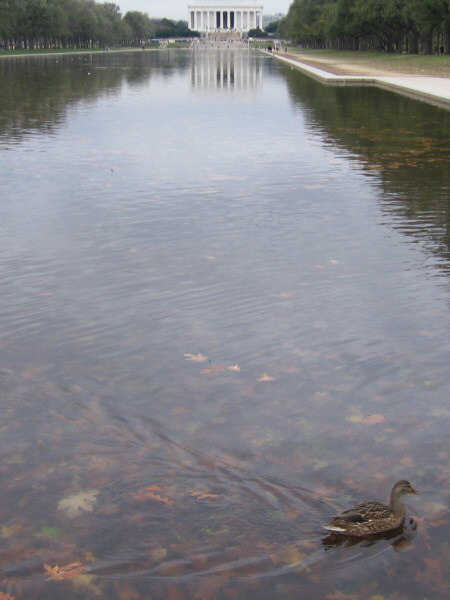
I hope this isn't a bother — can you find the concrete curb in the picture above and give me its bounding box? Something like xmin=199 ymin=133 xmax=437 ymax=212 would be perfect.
xmin=266 ymin=51 xmax=450 ymax=110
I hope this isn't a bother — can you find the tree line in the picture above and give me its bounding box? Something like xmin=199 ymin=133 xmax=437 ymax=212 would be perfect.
xmin=0 ymin=0 xmax=197 ymax=50
xmin=277 ymin=0 xmax=450 ymax=54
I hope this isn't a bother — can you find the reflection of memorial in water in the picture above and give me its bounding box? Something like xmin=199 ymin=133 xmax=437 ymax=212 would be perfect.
xmin=190 ymin=52 xmax=262 ymax=92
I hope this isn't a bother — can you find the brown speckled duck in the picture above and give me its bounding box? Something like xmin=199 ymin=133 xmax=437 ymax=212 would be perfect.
xmin=323 ymin=480 xmax=418 ymax=537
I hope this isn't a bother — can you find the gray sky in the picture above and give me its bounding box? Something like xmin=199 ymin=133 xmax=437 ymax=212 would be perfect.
xmin=116 ymin=0 xmax=291 ymax=20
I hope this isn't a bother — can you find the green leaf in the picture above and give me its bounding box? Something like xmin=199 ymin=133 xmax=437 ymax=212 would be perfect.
xmin=36 ymin=526 xmax=62 ymax=540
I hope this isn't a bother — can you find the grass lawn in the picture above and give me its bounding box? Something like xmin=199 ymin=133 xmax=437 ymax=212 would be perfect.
xmin=283 ymin=48 xmax=450 ymax=77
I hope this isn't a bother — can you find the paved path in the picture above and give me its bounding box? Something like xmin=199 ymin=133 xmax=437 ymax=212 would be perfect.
xmin=270 ymin=52 xmax=450 ymax=110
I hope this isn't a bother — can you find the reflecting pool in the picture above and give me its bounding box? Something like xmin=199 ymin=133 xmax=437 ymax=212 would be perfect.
xmin=0 ymin=49 xmax=449 ymax=600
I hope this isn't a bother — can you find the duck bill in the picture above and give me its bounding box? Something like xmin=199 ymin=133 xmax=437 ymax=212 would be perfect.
xmin=410 ymin=487 xmax=419 ymax=495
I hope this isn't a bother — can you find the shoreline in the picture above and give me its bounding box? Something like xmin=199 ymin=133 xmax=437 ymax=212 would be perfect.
xmin=269 ymin=51 xmax=450 ymax=110
xmin=0 ymin=47 xmax=157 ymax=59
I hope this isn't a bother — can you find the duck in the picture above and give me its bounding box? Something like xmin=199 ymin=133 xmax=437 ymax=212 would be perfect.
xmin=323 ymin=479 xmax=418 ymax=537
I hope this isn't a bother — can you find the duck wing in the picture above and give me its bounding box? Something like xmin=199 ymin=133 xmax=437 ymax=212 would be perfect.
xmin=349 ymin=501 xmax=394 ymax=521
xmin=334 ymin=510 xmax=369 ymax=523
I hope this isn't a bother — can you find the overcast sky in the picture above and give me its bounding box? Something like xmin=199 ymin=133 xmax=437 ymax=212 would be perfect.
xmin=115 ymin=0 xmax=291 ymax=20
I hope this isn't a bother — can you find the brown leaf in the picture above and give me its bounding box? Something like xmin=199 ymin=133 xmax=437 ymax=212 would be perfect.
xmin=115 ymin=581 xmax=141 ymax=600
xmin=131 ymin=486 xmax=173 ymax=505
xmin=0 ymin=593 xmax=16 ymax=600
xmin=423 ymin=557 xmax=441 ymax=571
xmin=363 ymin=414 xmax=386 ymax=425
xmin=326 ymin=592 xmax=359 ymax=600
xmin=44 ymin=562 xmax=84 ymax=581
xmin=184 ymin=352 xmax=207 ymax=362
xmin=187 ymin=490 xmax=220 ymax=501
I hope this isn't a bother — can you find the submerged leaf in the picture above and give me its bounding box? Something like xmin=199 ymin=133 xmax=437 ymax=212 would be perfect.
xmin=363 ymin=414 xmax=386 ymax=425
xmin=326 ymin=592 xmax=359 ymax=600
xmin=71 ymin=573 xmax=103 ymax=595
xmin=280 ymin=545 xmax=306 ymax=566
xmin=201 ymin=364 xmax=227 ymax=375
xmin=57 ymin=490 xmax=99 ymax=519
xmin=131 ymin=486 xmax=173 ymax=505
xmin=150 ymin=548 xmax=168 ymax=560
xmin=115 ymin=581 xmax=141 ymax=600
xmin=36 ymin=526 xmax=62 ymax=540
xmin=1 ymin=524 xmax=22 ymax=538
xmin=345 ymin=414 xmax=363 ymax=423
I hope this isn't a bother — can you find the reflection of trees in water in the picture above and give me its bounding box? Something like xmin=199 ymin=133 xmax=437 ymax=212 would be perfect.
xmin=284 ymin=67 xmax=450 ymax=268
xmin=0 ymin=51 xmax=189 ymax=139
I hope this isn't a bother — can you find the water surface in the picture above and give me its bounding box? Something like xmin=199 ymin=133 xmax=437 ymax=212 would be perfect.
xmin=0 ymin=50 xmax=450 ymax=599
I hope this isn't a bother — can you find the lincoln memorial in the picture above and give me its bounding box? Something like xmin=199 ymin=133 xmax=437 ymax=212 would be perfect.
xmin=188 ymin=0 xmax=264 ymax=34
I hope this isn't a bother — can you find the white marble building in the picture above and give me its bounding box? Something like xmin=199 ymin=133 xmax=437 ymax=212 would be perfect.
xmin=188 ymin=0 xmax=263 ymax=33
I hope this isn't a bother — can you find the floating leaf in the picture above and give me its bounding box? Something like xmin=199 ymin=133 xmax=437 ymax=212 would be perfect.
xmin=228 ymin=364 xmax=241 ymax=372
xmin=257 ymin=373 xmax=275 ymax=382
xmin=187 ymin=490 xmax=220 ymax=501
xmin=44 ymin=562 xmax=84 ymax=581
xmin=184 ymin=352 xmax=207 ymax=362
xmin=57 ymin=490 xmax=99 ymax=519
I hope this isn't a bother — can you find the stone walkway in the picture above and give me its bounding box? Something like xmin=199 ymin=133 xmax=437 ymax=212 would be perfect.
xmin=269 ymin=52 xmax=450 ymax=110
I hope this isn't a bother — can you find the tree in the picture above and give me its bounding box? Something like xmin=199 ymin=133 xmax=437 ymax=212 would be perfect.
xmin=265 ymin=19 xmax=280 ymax=34
xmin=248 ymin=27 xmax=268 ymax=37
xmin=124 ymin=10 xmax=153 ymax=42
xmin=406 ymin=0 xmax=448 ymax=53
xmin=277 ymin=0 xmax=450 ymax=53
xmin=0 ymin=0 xmax=18 ymax=48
